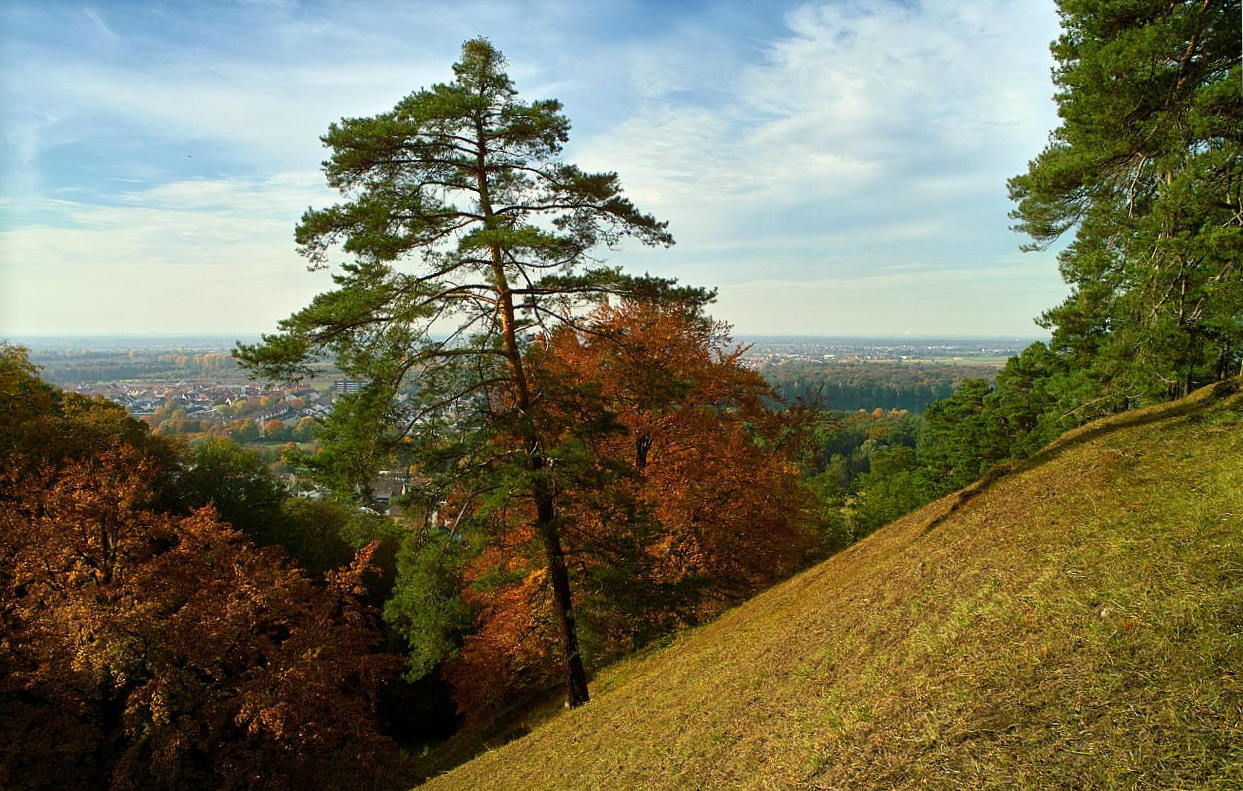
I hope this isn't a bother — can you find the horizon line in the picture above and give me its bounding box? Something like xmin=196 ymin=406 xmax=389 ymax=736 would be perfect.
xmin=5 ymin=330 xmax=1050 ymax=338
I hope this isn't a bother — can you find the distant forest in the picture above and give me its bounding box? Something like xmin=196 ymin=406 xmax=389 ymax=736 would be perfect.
xmin=30 ymin=349 xmax=245 ymax=384
xmin=759 ymin=361 xmax=1001 ymax=412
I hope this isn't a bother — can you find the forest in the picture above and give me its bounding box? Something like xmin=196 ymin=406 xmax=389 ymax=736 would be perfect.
xmin=25 ymin=349 xmax=248 ymax=385
xmin=2 ymin=2 xmax=1240 ymax=789
xmin=759 ymin=359 xmax=1000 ymax=412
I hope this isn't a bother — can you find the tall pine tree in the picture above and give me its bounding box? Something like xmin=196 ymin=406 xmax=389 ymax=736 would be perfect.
xmin=237 ymin=39 xmax=707 ymax=707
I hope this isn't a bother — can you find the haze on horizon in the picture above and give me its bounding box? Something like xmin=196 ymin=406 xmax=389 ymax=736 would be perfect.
xmin=1 ymin=0 xmax=1069 ymax=338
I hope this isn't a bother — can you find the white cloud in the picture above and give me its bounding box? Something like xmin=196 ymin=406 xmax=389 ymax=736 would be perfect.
xmin=10 ymin=59 xmax=446 ymax=172
xmin=0 ymin=173 xmax=336 ymax=333
xmin=571 ymin=0 xmax=1065 ymax=310
xmin=1 ymin=0 xmax=1070 ymax=335
xmin=81 ymin=6 xmax=120 ymax=43
xmin=2 ymin=0 xmax=593 ymax=174
xmin=715 ymin=261 xmax=1061 ymax=337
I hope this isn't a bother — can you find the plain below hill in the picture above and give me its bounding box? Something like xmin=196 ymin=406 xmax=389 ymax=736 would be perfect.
xmin=420 ymin=379 xmax=1243 ymax=790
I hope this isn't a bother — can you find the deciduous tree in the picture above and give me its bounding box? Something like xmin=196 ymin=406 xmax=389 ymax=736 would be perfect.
xmin=440 ymin=303 xmax=817 ymax=713
xmin=0 ymin=449 xmax=399 ymax=791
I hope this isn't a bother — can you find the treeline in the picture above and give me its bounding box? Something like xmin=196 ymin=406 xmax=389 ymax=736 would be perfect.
xmin=760 ymin=361 xmax=998 ymax=412
xmin=32 ymin=351 xmax=242 ymax=384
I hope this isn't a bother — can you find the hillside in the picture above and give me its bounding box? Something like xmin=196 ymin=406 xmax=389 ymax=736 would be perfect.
xmin=420 ymin=380 xmax=1243 ymax=790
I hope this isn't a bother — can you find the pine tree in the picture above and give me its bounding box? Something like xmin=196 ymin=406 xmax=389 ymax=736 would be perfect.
xmin=1009 ymin=0 xmax=1242 ymax=401
xmin=236 ymin=38 xmax=708 ymax=706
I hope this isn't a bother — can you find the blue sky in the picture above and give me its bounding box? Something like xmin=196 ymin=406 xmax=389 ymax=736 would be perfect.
xmin=1 ymin=0 xmax=1066 ymax=336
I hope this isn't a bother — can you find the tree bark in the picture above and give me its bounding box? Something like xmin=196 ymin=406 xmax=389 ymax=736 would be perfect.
xmin=475 ymin=124 xmax=590 ymax=707
xmin=532 ymin=472 xmax=590 ymax=706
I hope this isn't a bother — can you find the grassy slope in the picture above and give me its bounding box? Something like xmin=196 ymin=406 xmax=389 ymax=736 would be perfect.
xmin=421 ymin=382 xmax=1243 ymax=790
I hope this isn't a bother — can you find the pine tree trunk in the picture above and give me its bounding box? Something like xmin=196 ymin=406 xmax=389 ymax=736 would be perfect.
xmin=492 ymin=268 xmax=591 ymax=707
xmin=532 ymin=477 xmax=590 ymax=707
xmin=475 ymin=131 xmax=590 ymax=706
xmin=498 ymin=298 xmax=591 ymax=706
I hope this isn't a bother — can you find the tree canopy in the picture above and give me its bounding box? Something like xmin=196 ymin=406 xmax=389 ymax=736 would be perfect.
xmin=0 ymin=346 xmax=402 ymax=791
xmin=407 ymin=302 xmax=818 ymax=715
xmin=1008 ymin=0 xmax=1242 ymax=401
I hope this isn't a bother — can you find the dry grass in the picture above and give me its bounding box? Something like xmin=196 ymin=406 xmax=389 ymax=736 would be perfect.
xmin=419 ymin=381 xmax=1243 ymax=790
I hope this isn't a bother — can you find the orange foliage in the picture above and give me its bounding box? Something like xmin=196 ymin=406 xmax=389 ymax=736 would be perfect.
xmin=541 ymin=302 xmax=816 ymax=601
xmin=0 ymin=448 xmax=400 ymax=791
xmin=448 ymin=303 xmax=817 ymax=715
xmin=448 ymin=568 xmax=555 ymax=713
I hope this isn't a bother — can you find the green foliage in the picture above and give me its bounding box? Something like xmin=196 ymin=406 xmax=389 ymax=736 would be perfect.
xmin=384 ymin=530 xmax=473 ymax=680
xmin=158 ymin=438 xmax=288 ymax=546
xmin=153 ymin=437 xmax=401 ymax=582
xmin=803 ymin=464 xmax=854 ymax=551
xmin=1008 ymin=0 xmax=1242 ymax=400
xmin=0 ymin=343 xmax=176 ymax=473
xmin=280 ymin=499 xmax=405 ymax=593
xmin=0 ymin=344 xmax=58 ymax=448
xmin=234 ymin=37 xmax=706 ymax=494
xmin=276 ymin=498 xmax=358 ymax=576
xmin=849 ymin=445 xmax=938 ymax=535
xmin=762 ymin=361 xmax=991 ymax=413
xmin=985 ymin=342 xmax=1091 ymax=457
xmin=917 ymin=380 xmax=1011 ymax=492
xmin=803 ymin=409 xmax=920 ymax=477
xmin=800 ymin=409 xmax=930 ymax=545
xmin=291 ymin=384 xmax=404 ymax=498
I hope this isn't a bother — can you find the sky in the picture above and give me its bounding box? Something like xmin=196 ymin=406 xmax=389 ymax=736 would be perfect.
xmin=1 ymin=0 xmax=1068 ymax=337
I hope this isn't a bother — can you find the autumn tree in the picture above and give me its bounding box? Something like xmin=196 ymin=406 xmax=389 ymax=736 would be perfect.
xmin=0 ymin=350 xmax=403 ymax=789
xmin=538 ymin=303 xmax=817 ymax=603
xmin=263 ymin=418 xmax=288 ymax=439
xmin=436 ymin=303 xmax=818 ymax=714
xmin=237 ymin=38 xmax=707 ymax=706
xmin=0 ymin=448 xmax=400 ymax=791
